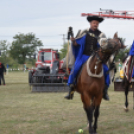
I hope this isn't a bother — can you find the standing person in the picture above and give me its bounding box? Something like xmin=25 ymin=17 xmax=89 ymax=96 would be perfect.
xmin=64 ymin=16 xmax=112 ymax=100
xmin=6 ymin=64 xmax=9 ymax=74
xmin=24 ymin=63 xmax=26 ymax=73
xmin=118 ymin=61 xmax=122 ymax=72
xmin=0 ymin=61 xmax=6 ymax=85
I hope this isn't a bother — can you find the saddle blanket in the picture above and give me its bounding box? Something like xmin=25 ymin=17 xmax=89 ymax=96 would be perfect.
xmin=122 ymin=56 xmax=133 ymax=82
xmin=86 ymin=56 xmax=103 ymax=78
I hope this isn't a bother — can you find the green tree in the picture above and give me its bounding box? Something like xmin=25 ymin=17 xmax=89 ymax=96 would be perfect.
xmin=0 ymin=40 xmax=10 ymax=64
xmin=59 ymin=42 xmax=68 ymax=60
xmin=10 ymin=33 xmax=43 ymax=64
xmin=115 ymin=37 xmax=128 ymax=62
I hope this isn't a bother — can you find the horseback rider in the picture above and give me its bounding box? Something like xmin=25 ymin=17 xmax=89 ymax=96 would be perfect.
xmin=64 ymin=16 xmax=111 ymax=100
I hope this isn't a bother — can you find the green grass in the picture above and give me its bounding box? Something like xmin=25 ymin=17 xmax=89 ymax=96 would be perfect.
xmin=0 ymin=72 xmax=134 ymax=134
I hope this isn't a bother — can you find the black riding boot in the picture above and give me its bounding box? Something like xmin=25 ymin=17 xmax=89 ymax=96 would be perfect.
xmin=64 ymin=85 xmax=75 ymax=100
xmin=103 ymin=85 xmax=109 ymax=101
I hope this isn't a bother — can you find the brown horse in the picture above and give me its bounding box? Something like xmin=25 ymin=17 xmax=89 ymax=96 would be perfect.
xmin=75 ymin=33 xmax=125 ymax=134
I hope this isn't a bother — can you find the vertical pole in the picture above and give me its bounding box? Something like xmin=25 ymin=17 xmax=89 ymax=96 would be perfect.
xmin=63 ymin=34 xmax=65 ymax=45
xmin=62 ymin=34 xmax=66 ymax=60
xmin=60 ymin=34 xmax=66 ymax=59
xmin=51 ymin=49 xmax=52 ymax=74
xmin=51 ymin=49 xmax=52 ymax=65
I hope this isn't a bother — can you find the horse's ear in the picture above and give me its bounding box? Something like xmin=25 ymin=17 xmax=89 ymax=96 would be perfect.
xmin=113 ymin=32 xmax=118 ymax=38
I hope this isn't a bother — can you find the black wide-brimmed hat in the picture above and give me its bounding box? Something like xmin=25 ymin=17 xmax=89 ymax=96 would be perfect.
xmin=87 ymin=16 xmax=104 ymax=23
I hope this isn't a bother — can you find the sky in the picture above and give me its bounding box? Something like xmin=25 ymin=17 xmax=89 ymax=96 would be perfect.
xmin=0 ymin=0 xmax=134 ymax=50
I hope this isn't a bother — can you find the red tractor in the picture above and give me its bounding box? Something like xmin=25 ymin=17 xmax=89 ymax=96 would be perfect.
xmin=29 ymin=48 xmax=69 ymax=92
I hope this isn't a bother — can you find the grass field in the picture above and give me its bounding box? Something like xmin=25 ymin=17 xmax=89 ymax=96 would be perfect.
xmin=0 ymin=72 xmax=134 ymax=134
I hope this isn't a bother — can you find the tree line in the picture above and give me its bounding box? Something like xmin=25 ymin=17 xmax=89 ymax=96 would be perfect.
xmin=0 ymin=33 xmax=43 ymax=68
xmin=0 ymin=33 xmax=129 ymax=69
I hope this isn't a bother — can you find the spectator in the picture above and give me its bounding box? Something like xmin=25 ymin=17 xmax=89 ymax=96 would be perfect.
xmin=24 ymin=63 xmax=26 ymax=73
xmin=6 ymin=64 xmax=9 ymax=74
xmin=0 ymin=61 xmax=6 ymax=85
xmin=118 ymin=62 xmax=122 ymax=72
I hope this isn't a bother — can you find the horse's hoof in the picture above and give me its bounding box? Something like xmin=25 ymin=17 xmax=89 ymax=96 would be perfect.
xmin=89 ymin=127 xmax=94 ymax=134
xmin=124 ymin=106 xmax=129 ymax=112
xmin=93 ymin=130 xmax=97 ymax=134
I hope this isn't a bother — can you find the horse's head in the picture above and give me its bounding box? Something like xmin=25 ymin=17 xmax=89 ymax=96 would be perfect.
xmin=98 ymin=32 xmax=126 ymax=63
xmin=100 ymin=32 xmax=126 ymax=55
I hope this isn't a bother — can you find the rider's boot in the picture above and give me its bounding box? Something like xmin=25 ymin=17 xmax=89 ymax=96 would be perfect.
xmin=64 ymin=84 xmax=75 ymax=100
xmin=103 ymin=85 xmax=109 ymax=101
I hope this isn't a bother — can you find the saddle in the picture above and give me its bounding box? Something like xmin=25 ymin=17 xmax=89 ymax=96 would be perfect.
xmin=75 ymin=56 xmax=104 ymax=84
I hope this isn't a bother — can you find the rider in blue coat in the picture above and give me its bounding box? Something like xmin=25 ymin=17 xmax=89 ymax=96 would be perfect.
xmin=65 ymin=16 xmax=110 ymax=101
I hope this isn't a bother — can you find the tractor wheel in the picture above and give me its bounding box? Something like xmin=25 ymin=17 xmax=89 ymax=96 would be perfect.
xmin=32 ymin=76 xmax=37 ymax=83
xmin=32 ymin=70 xmax=44 ymax=83
xmin=28 ymin=71 xmax=33 ymax=83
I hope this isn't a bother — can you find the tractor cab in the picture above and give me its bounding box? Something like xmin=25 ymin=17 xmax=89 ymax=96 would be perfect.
xmin=35 ymin=49 xmax=60 ymax=71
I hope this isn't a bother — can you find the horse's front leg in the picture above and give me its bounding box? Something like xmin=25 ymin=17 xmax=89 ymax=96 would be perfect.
xmin=124 ymin=84 xmax=129 ymax=112
xmin=93 ymin=106 xmax=100 ymax=134
xmin=84 ymin=106 xmax=94 ymax=134
xmin=93 ymin=96 xmax=102 ymax=134
xmin=81 ymin=94 xmax=94 ymax=134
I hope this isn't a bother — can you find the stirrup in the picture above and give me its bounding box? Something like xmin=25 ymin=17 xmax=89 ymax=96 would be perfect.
xmin=64 ymin=85 xmax=75 ymax=100
xmin=64 ymin=91 xmax=74 ymax=100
